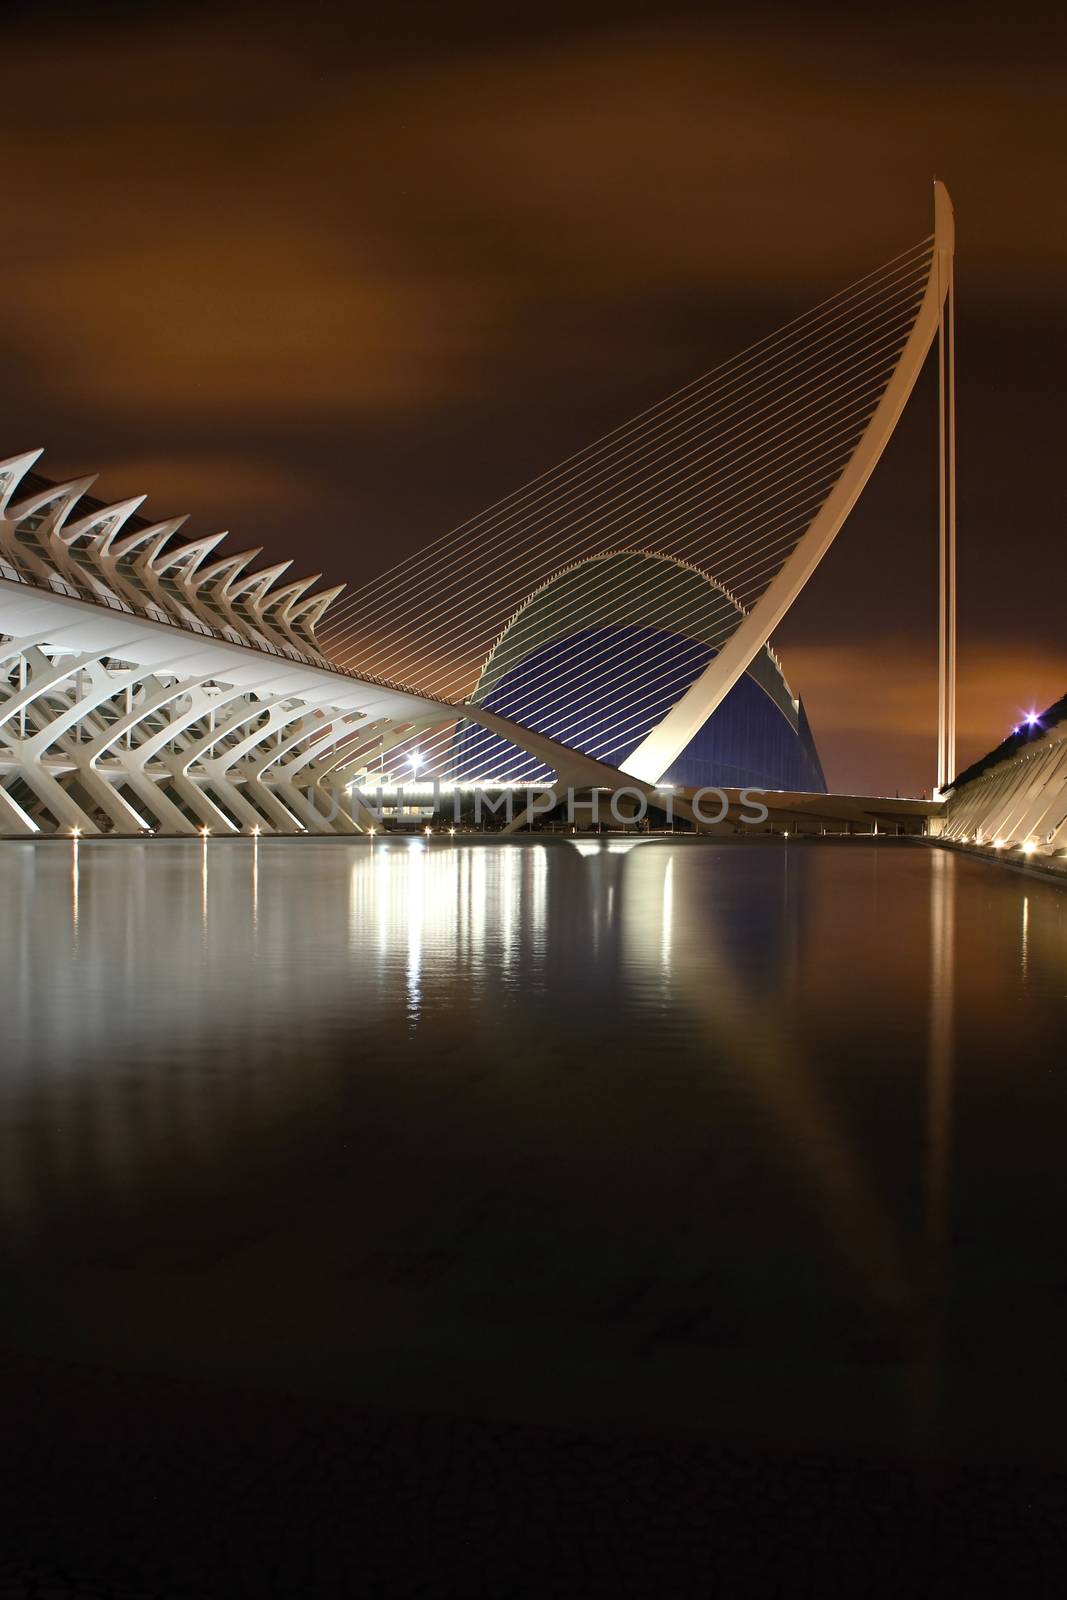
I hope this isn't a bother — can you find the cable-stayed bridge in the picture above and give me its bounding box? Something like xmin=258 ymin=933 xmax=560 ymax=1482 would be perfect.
xmin=1 ymin=185 xmax=959 ymax=840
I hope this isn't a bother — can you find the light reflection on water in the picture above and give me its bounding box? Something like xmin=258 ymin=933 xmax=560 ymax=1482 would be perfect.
xmin=0 ymin=836 xmax=1065 ymax=1460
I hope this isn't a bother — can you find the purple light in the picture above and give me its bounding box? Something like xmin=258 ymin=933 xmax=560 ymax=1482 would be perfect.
xmin=1026 ymin=712 xmax=1039 ymax=726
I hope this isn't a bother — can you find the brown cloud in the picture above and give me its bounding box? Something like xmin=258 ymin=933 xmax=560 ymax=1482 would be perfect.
xmin=8 ymin=240 xmax=474 ymax=414
xmin=80 ymin=452 xmax=319 ymax=527
xmin=6 ymin=8 xmax=1067 ymax=420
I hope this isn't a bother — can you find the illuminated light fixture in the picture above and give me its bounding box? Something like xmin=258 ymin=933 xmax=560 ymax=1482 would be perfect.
xmin=448 ymin=827 xmax=456 ymax=837
xmin=70 ymin=826 xmax=81 ymax=838
xmin=200 ymin=826 xmax=211 ymax=838
xmin=994 ymin=838 xmax=1005 ymax=850
xmin=251 ymin=825 xmax=260 ymax=837
xmin=1025 ymin=712 xmax=1040 ymax=727
xmin=368 ymin=827 xmax=376 ymax=838
xmin=409 ymin=750 xmax=423 ymax=774
xmin=424 ymin=825 xmax=432 ymax=837
xmin=1022 ymin=840 xmax=1037 ymax=855
xmin=783 ymin=831 xmax=790 ymax=838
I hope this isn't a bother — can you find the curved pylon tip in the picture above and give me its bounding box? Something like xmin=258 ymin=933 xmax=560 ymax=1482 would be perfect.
xmin=934 ymin=180 xmax=955 ymax=256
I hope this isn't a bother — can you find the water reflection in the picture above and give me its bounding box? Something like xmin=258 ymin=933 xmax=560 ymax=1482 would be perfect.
xmin=251 ymin=831 xmax=259 ymax=934
xmin=0 ymin=838 xmax=1065 ymax=1459
xmin=70 ymin=836 xmax=79 ymax=936
xmin=919 ymin=847 xmax=956 ymax=1433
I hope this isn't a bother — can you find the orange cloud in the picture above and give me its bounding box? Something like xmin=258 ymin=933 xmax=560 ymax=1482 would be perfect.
xmin=780 ymin=636 xmax=1065 ymax=796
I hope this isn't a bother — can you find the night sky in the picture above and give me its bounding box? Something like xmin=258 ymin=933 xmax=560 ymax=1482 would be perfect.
xmin=2 ymin=1 xmax=1063 ymax=794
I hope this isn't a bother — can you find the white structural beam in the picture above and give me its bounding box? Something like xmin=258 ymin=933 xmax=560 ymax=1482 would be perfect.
xmin=936 ymin=216 xmax=958 ymax=794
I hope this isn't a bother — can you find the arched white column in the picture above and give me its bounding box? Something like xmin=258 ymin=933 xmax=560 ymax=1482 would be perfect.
xmin=621 ymin=184 xmax=956 ymax=786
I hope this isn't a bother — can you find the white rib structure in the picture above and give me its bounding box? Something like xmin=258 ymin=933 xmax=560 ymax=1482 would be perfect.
xmin=0 ymin=454 xmax=452 ymax=836
xmin=938 ymin=705 xmax=1067 ymax=861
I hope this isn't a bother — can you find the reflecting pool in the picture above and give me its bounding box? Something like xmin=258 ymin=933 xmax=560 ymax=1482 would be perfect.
xmin=1 ymin=837 xmax=1065 ymax=1461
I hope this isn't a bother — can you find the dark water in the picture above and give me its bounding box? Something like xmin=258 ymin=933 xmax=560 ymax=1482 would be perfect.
xmin=2 ymin=836 xmax=1065 ymax=1463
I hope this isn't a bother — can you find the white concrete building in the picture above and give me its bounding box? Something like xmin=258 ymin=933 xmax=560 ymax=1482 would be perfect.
xmin=0 ymin=450 xmax=470 ymax=836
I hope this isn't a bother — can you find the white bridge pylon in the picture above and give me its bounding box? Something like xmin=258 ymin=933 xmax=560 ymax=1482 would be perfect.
xmin=624 ymin=183 xmax=956 ymax=788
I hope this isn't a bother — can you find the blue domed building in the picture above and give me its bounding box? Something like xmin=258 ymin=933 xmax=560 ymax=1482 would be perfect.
xmin=453 ymin=551 xmax=826 ymax=792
